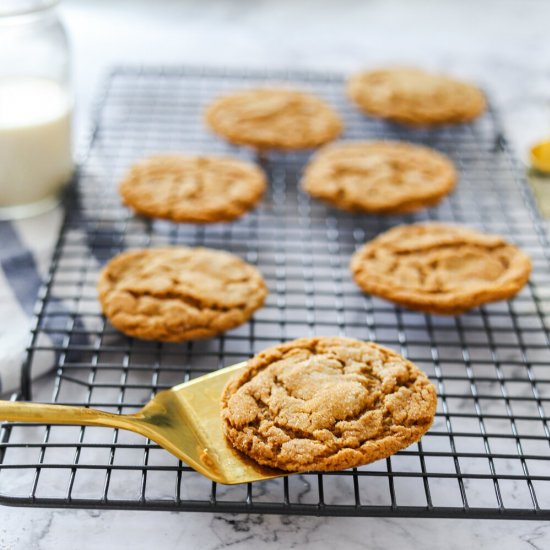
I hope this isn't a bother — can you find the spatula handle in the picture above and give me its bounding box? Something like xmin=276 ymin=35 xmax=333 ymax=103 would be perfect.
xmin=0 ymin=400 xmax=135 ymax=430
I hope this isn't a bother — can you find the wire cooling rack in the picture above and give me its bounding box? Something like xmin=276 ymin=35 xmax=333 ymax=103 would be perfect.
xmin=1 ymin=67 xmax=550 ymax=518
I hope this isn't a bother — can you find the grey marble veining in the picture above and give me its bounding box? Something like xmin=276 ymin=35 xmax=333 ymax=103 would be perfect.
xmin=2 ymin=508 xmax=550 ymax=549
xmin=2 ymin=0 xmax=550 ymax=548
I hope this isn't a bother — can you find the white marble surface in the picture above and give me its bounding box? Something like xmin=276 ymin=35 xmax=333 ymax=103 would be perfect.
xmin=2 ymin=510 xmax=550 ymax=550
xmin=2 ymin=0 xmax=550 ymax=548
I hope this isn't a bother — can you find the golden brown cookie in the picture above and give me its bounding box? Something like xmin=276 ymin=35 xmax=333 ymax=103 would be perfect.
xmin=347 ymin=68 xmax=486 ymax=125
xmin=119 ymin=155 xmax=266 ymax=223
xmin=205 ymin=88 xmax=343 ymax=150
xmin=97 ymin=247 xmax=267 ymax=341
xmin=350 ymin=224 xmax=532 ymax=315
xmin=221 ymin=336 xmax=437 ymax=472
xmin=302 ymin=141 xmax=457 ymax=214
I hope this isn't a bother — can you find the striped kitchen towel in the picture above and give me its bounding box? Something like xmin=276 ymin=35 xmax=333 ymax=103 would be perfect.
xmin=0 ymin=207 xmax=65 ymax=396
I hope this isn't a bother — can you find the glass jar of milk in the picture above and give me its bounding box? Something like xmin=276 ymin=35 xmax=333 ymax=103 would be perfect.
xmin=0 ymin=0 xmax=72 ymax=219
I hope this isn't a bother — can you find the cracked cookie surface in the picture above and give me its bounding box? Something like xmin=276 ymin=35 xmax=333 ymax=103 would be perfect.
xmin=98 ymin=247 xmax=267 ymax=341
xmin=347 ymin=68 xmax=486 ymax=125
xmin=205 ymin=88 xmax=343 ymax=150
xmin=302 ymin=141 xmax=456 ymax=214
xmin=119 ymin=155 xmax=266 ymax=223
xmin=221 ymin=337 xmax=437 ymax=472
xmin=351 ymin=223 xmax=532 ymax=315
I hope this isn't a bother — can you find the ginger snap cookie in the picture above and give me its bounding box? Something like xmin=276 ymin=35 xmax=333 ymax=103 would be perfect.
xmin=119 ymin=155 xmax=266 ymax=223
xmin=302 ymin=141 xmax=456 ymax=214
xmin=98 ymin=247 xmax=267 ymax=341
xmin=347 ymin=68 xmax=486 ymax=125
xmin=350 ymin=223 xmax=532 ymax=315
xmin=221 ymin=336 xmax=437 ymax=472
xmin=205 ymin=88 xmax=343 ymax=150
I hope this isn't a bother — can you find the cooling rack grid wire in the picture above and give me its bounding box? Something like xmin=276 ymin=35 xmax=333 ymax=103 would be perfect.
xmin=1 ymin=67 xmax=550 ymax=518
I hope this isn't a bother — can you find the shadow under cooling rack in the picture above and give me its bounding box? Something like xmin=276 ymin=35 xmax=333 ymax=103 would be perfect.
xmin=2 ymin=66 xmax=550 ymax=518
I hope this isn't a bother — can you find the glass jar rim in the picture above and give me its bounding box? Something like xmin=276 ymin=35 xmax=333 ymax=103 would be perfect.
xmin=0 ymin=0 xmax=59 ymax=18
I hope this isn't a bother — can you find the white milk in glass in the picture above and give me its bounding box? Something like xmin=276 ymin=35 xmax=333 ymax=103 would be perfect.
xmin=0 ymin=77 xmax=72 ymax=216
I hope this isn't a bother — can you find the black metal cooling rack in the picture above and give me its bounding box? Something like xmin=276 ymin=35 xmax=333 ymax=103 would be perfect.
xmin=1 ymin=66 xmax=550 ymax=518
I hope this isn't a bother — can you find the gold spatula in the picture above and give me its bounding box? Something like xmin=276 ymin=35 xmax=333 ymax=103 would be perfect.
xmin=0 ymin=362 xmax=284 ymax=484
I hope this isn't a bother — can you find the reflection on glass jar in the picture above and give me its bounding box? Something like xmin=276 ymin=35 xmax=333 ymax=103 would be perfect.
xmin=0 ymin=0 xmax=73 ymax=220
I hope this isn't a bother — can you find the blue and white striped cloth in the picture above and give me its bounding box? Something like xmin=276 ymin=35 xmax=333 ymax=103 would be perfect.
xmin=0 ymin=207 xmax=64 ymax=396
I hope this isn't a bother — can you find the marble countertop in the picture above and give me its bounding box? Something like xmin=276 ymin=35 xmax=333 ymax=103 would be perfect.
xmin=2 ymin=0 xmax=550 ymax=548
